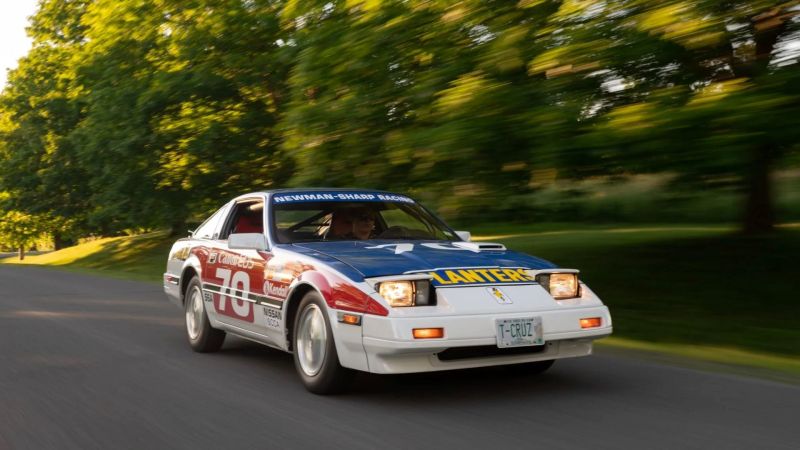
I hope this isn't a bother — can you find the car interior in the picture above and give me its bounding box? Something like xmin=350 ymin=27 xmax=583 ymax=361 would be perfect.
xmin=223 ymin=201 xmax=264 ymax=238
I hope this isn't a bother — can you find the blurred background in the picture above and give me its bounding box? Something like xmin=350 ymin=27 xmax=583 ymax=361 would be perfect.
xmin=0 ymin=1 xmax=798 ymax=367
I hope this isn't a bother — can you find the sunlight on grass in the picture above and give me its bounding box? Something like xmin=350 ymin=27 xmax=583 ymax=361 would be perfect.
xmin=599 ymin=337 xmax=800 ymax=380
xmin=473 ymin=224 xmax=737 ymax=241
xmin=0 ymin=230 xmax=173 ymax=282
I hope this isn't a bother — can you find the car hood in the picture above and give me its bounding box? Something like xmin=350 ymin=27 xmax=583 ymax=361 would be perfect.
xmin=290 ymin=240 xmax=557 ymax=279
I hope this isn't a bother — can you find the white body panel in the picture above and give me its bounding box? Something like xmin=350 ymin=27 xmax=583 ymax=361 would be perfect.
xmin=359 ymin=284 xmax=611 ymax=373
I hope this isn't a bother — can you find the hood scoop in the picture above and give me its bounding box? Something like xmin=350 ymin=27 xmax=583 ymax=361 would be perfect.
xmin=452 ymin=242 xmax=507 ymax=252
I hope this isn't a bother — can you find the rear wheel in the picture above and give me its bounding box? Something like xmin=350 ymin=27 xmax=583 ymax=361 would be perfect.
xmin=185 ymin=276 xmax=225 ymax=352
xmin=293 ymin=292 xmax=353 ymax=394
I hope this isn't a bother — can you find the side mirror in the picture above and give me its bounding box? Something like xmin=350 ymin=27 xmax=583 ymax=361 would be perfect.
xmin=455 ymin=230 xmax=471 ymax=242
xmin=228 ymin=233 xmax=268 ymax=252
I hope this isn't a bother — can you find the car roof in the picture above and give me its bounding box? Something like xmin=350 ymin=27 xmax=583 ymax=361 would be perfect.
xmin=235 ymin=188 xmax=410 ymax=197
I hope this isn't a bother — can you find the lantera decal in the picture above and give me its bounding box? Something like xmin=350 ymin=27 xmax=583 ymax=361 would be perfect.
xmin=428 ymin=268 xmax=535 ymax=286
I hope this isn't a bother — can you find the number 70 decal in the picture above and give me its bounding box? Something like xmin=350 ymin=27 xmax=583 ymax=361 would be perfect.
xmin=215 ymin=267 xmax=251 ymax=317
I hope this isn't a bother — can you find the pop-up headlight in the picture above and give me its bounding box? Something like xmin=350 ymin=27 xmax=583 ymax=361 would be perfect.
xmin=536 ymin=272 xmax=580 ymax=300
xmin=377 ymin=280 xmax=432 ymax=307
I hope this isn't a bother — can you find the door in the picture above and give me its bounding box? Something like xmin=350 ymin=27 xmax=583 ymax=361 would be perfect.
xmin=203 ymin=197 xmax=269 ymax=337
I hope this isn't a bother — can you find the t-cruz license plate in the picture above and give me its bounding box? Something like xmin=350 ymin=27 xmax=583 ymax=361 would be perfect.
xmin=496 ymin=317 xmax=544 ymax=348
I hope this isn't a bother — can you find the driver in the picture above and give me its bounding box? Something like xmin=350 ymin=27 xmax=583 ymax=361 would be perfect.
xmin=325 ymin=207 xmax=376 ymax=240
xmin=350 ymin=208 xmax=376 ymax=240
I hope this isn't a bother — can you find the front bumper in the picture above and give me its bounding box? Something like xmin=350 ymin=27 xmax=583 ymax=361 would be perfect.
xmin=361 ymin=305 xmax=612 ymax=374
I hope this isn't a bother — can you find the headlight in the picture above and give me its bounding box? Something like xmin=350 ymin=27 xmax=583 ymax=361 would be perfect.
xmin=536 ymin=272 xmax=580 ymax=299
xmin=377 ymin=280 xmax=432 ymax=307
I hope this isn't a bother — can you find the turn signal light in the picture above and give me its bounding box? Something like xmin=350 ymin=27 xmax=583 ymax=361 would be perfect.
xmin=341 ymin=314 xmax=361 ymax=325
xmin=337 ymin=312 xmax=362 ymax=326
xmin=413 ymin=328 xmax=444 ymax=339
xmin=580 ymin=317 xmax=602 ymax=329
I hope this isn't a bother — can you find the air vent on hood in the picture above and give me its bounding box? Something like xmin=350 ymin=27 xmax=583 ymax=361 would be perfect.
xmin=452 ymin=242 xmax=506 ymax=252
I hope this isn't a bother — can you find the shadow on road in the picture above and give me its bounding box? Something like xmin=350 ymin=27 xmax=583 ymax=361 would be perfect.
xmin=216 ymin=337 xmax=633 ymax=402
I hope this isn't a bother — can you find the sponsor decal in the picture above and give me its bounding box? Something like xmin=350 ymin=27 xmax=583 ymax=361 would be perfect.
xmin=217 ymin=252 xmax=254 ymax=269
xmin=212 ymin=267 xmax=254 ymax=322
xmin=203 ymin=291 xmax=214 ymax=303
xmin=264 ymin=260 xmax=313 ymax=283
xmin=170 ymin=247 xmax=190 ymax=261
xmin=263 ymin=306 xmax=282 ymax=329
xmin=272 ymin=191 xmax=414 ymax=204
xmin=427 ymin=268 xmax=535 ymax=286
xmin=487 ymin=287 xmax=513 ymax=304
xmin=208 ymin=252 xmax=218 ymax=264
xmin=365 ymin=243 xmax=415 ymax=254
xmin=366 ymin=242 xmax=493 ymax=254
xmin=263 ymin=280 xmax=289 ymax=300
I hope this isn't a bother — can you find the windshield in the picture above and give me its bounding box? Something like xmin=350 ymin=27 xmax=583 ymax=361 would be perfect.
xmin=271 ymin=199 xmax=458 ymax=244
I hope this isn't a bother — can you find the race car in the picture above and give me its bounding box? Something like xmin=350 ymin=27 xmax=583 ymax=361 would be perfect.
xmin=164 ymin=189 xmax=612 ymax=394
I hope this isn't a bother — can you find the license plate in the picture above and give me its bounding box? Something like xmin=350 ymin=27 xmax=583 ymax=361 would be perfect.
xmin=496 ymin=317 xmax=543 ymax=348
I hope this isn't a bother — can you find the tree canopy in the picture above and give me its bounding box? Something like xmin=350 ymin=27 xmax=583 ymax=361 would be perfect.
xmin=1 ymin=0 xmax=798 ymax=245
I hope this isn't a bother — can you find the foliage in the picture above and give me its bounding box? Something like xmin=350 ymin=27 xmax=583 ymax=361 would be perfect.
xmin=0 ymin=0 xmax=799 ymax=240
xmin=0 ymin=209 xmax=49 ymax=257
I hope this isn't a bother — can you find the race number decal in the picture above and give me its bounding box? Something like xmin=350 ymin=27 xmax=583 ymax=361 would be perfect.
xmin=213 ymin=268 xmax=255 ymax=322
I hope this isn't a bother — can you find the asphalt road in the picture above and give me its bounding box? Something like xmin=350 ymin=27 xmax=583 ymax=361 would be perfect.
xmin=1 ymin=265 xmax=797 ymax=450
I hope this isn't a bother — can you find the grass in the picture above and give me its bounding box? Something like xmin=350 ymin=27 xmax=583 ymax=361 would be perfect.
xmin=471 ymin=224 xmax=800 ymax=358
xmin=0 ymin=230 xmax=174 ymax=283
xmin=2 ymin=224 xmax=798 ymax=379
xmin=596 ymin=337 xmax=800 ymax=383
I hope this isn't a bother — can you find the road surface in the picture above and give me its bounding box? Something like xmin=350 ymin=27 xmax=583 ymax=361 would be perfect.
xmin=0 ymin=265 xmax=797 ymax=449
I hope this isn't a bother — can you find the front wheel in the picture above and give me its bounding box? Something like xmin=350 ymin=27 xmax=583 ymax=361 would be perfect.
xmin=184 ymin=276 xmax=226 ymax=352
xmin=293 ymin=292 xmax=353 ymax=394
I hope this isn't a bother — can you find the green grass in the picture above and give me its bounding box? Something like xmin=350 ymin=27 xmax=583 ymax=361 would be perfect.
xmin=0 ymin=231 xmax=173 ymax=283
xmin=472 ymin=224 xmax=800 ymax=358
xmin=2 ymin=224 xmax=798 ymax=378
xmin=596 ymin=337 xmax=800 ymax=383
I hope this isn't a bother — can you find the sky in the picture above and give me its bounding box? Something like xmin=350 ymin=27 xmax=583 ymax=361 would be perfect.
xmin=0 ymin=0 xmax=39 ymax=88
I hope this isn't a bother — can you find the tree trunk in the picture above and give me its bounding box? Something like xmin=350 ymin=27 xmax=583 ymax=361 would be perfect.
xmin=742 ymin=143 xmax=775 ymax=234
xmin=739 ymin=11 xmax=789 ymax=234
xmin=18 ymin=246 xmax=25 ymax=261
xmin=53 ymin=234 xmax=74 ymax=250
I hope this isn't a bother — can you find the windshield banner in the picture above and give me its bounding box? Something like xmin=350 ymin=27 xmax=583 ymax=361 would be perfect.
xmin=272 ymin=191 xmax=414 ymax=204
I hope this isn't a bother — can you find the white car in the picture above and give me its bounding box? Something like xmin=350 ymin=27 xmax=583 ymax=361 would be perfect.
xmin=164 ymin=189 xmax=612 ymax=393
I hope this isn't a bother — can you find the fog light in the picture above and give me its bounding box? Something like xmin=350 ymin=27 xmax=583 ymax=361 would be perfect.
xmin=580 ymin=317 xmax=602 ymax=329
xmin=413 ymin=328 xmax=444 ymax=339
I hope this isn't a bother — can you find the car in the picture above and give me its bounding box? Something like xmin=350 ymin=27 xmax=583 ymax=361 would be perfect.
xmin=163 ymin=189 xmax=612 ymax=394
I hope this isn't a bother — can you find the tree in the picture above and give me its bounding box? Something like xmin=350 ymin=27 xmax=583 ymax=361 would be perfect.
xmin=67 ymin=0 xmax=294 ymax=232
xmin=0 ymin=209 xmax=48 ymax=260
xmin=0 ymin=0 xmax=92 ymax=245
xmin=530 ymin=0 xmax=800 ymax=232
xmin=280 ymin=1 xmax=572 ymax=217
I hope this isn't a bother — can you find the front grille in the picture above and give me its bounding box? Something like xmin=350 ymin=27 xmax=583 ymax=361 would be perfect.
xmin=436 ymin=344 xmax=546 ymax=361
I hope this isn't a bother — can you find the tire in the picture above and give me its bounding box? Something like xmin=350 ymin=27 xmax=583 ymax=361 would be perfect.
xmin=184 ymin=276 xmax=226 ymax=352
xmin=292 ymin=291 xmax=353 ymax=394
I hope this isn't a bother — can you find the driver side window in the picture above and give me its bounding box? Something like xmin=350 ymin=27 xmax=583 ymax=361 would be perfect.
xmin=219 ymin=199 xmax=265 ymax=240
